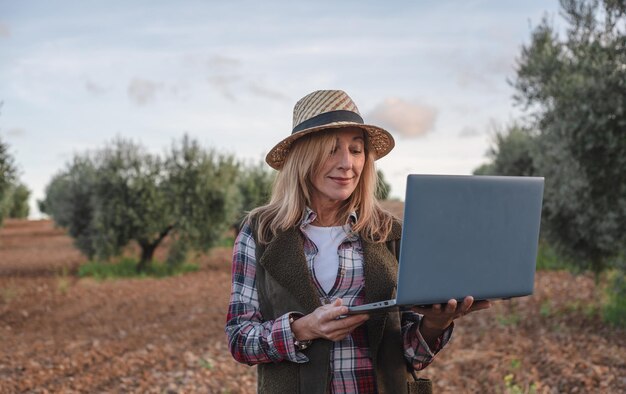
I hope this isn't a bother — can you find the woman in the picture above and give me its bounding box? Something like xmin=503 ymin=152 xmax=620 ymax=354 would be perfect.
xmin=226 ymin=90 xmax=491 ymax=393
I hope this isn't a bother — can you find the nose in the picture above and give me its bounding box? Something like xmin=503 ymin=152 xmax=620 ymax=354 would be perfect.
xmin=336 ymin=146 xmax=352 ymax=170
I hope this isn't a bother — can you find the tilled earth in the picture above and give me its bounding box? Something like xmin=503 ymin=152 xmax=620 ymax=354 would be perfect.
xmin=1 ymin=219 xmax=625 ymax=393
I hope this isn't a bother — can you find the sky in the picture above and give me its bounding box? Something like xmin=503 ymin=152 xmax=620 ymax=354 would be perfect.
xmin=0 ymin=1 xmax=564 ymax=218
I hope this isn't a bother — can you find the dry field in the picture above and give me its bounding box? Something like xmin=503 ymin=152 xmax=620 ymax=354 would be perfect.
xmin=1 ymin=217 xmax=625 ymax=393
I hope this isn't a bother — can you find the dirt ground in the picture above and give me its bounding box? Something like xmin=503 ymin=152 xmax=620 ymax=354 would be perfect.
xmin=1 ymin=218 xmax=625 ymax=393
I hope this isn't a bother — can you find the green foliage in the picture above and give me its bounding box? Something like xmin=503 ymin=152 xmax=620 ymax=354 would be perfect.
xmin=42 ymin=135 xmax=240 ymax=271
xmin=539 ymin=301 xmax=552 ymax=317
xmin=235 ymin=160 xmax=274 ymax=228
xmin=40 ymin=156 xmax=98 ymax=258
xmin=512 ymin=0 xmax=626 ymax=273
xmin=475 ymin=122 xmax=537 ymax=177
xmin=472 ymin=163 xmax=495 ymax=176
xmin=504 ymin=373 xmax=537 ymax=394
xmin=375 ymin=169 xmax=391 ymax=200
xmin=198 ymin=358 xmax=213 ymax=370
xmin=535 ymin=241 xmax=582 ymax=272
xmin=1 ymin=285 xmax=19 ymax=304
xmin=603 ymin=269 xmax=626 ymax=327
xmin=0 ymin=135 xmax=17 ymax=225
xmin=496 ymin=311 xmax=522 ymax=327
xmin=78 ymin=258 xmax=199 ymax=279
xmin=166 ymin=237 xmax=190 ymax=268
xmin=4 ymin=182 xmax=30 ymax=218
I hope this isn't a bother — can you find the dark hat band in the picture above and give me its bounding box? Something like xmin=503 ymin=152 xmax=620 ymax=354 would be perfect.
xmin=292 ymin=110 xmax=364 ymax=134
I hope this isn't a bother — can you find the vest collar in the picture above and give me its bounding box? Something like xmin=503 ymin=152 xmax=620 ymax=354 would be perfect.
xmin=258 ymin=217 xmax=402 ymax=355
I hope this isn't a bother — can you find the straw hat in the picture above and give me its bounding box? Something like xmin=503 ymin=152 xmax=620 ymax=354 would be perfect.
xmin=265 ymin=90 xmax=395 ymax=170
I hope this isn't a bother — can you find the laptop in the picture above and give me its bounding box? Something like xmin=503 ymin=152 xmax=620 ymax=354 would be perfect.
xmin=347 ymin=174 xmax=544 ymax=314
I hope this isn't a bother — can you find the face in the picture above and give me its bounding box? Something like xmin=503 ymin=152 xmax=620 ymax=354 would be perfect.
xmin=310 ymin=128 xmax=366 ymax=207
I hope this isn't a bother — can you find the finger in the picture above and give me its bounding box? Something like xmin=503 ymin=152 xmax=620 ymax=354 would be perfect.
xmin=444 ymin=299 xmax=457 ymax=314
xmin=330 ymin=316 xmax=368 ymax=339
xmin=321 ymin=316 xmax=367 ymax=340
xmin=324 ymin=299 xmax=348 ymax=320
xmin=459 ymin=296 xmax=474 ymax=314
xmin=335 ymin=314 xmax=369 ymax=329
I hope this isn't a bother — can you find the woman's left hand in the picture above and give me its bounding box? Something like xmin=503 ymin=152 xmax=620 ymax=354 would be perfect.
xmin=412 ymin=296 xmax=491 ymax=332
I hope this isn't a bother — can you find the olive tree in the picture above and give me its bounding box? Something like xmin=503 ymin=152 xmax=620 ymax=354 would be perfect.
xmin=473 ymin=122 xmax=537 ymax=177
xmin=0 ymin=135 xmax=17 ymax=225
xmin=40 ymin=156 xmax=99 ymax=258
xmin=512 ymin=0 xmax=626 ymax=273
xmin=234 ymin=160 xmax=274 ymax=231
xmin=5 ymin=183 xmax=31 ymax=219
xmin=375 ymin=169 xmax=391 ymax=200
xmin=42 ymin=135 xmax=240 ymax=272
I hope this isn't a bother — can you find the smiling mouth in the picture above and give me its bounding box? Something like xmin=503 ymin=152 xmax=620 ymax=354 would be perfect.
xmin=329 ymin=176 xmax=353 ymax=184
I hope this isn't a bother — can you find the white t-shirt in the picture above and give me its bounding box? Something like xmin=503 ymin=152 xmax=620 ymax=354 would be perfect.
xmin=302 ymin=224 xmax=350 ymax=294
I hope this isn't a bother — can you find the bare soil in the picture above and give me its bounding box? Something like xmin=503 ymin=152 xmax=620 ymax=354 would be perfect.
xmin=1 ymin=218 xmax=625 ymax=393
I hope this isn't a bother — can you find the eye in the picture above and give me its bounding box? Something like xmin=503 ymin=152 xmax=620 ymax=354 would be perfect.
xmin=350 ymin=145 xmax=363 ymax=154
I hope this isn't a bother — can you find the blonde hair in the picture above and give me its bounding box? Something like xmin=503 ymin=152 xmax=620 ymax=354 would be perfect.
xmin=249 ymin=128 xmax=394 ymax=244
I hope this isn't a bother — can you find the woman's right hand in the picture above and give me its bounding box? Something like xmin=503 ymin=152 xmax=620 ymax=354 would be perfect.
xmin=291 ymin=298 xmax=370 ymax=342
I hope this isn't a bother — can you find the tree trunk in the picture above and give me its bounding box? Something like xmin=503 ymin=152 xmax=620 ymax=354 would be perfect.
xmin=136 ymin=225 xmax=174 ymax=273
xmin=137 ymin=243 xmax=157 ymax=273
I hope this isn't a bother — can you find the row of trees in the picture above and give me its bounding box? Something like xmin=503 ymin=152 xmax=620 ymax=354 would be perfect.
xmin=40 ymin=135 xmax=274 ymax=272
xmin=475 ymin=0 xmax=625 ymax=275
xmin=40 ymin=135 xmax=392 ymax=272
xmin=0 ymin=105 xmax=31 ymax=224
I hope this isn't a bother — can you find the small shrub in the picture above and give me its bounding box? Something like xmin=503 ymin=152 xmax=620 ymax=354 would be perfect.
xmin=56 ymin=266 xmax=71 ymax=294
xmin=504 ymin=373 xmax=537 ymax=394
xmin=602 ymin=269 xmax=626 ymax=328
xmin=535 ymin=241 xmax=581 ymax=272
xmin=199 ymin=358 xmax=213 ymax=370
xmin=539 ymin=301 xmax=552 ymax=317
xmin=497 ymin=312 xmax=521 ymax=327
xmin=1 ymin=286 xmax=18 ymax=303
xmin=497 ymin=300 xmax=521 ymax=327
xmin=563 ymin=300 xmax=599 ymax=319
xmin=78 ymin=258 xmax=198 ymax=280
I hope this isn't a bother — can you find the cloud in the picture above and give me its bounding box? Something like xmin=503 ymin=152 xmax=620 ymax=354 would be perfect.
xmin=459 ymin=126 xmax=481 ymax=138
xmin=367 ymin=98 xmax=437 ymax=138
xmin=6 ymin=127 xmax=26 ymax=137
xmin=454 ymin=52 xmax=515 ymax=91
xmin=127 ymin=78 xmax=162 ymax=105
xmin=207 ymin=55 xmax=241 ymax=69
xmin=0 ymin=23 xmax=9 ymax=38
xmin=85 ymin=80 xmax=106 ymax=96
xmin=208 ymin=75 xmax=241 ymax=101
xmin=247 ymin=81 xmax=289 ymax=102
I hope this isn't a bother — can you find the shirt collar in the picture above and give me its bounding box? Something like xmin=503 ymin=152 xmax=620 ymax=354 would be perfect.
xmin=300 ymin=207 xmax=358 ymax=230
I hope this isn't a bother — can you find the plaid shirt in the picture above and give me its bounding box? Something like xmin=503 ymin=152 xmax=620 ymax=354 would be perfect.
xmin=226 ymin=208 xmax=452 ymax=393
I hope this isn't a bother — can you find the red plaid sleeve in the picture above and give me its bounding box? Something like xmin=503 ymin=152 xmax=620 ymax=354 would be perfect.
xmin=225 ymin=223 xmax=308 ymax=365
xmin=401 ymin=311 xmax=453 ymax=370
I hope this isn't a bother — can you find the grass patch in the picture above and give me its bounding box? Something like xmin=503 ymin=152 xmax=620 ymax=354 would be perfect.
xmin=497 ymin=312 xmax=521 ymax=327
xmin=1 ymin=286 xmax=19 ymax=304
xmin=199 ymin=357 xmax=213 ymax=370
xmin=56 ymin=266 xmax=71 ymax=294
xmin=497 ymin=300 xmax=522 ymax=327
xmin=78 ymin=258 xmax=199 ymax=280
xmin=602 ymin=269 xmax=626 ymax=328
xmin=57 ymin=277 xmax=70 ymax=294
xmin=535 ymin=241 xmax=581 ymax=272
xmin=563 ymin=300 xmax=599 ymax=319
xmin=539 ymin=301 xmax=552 ymax=317
xmin=504 ymin=373 xmax=537 ymax=394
